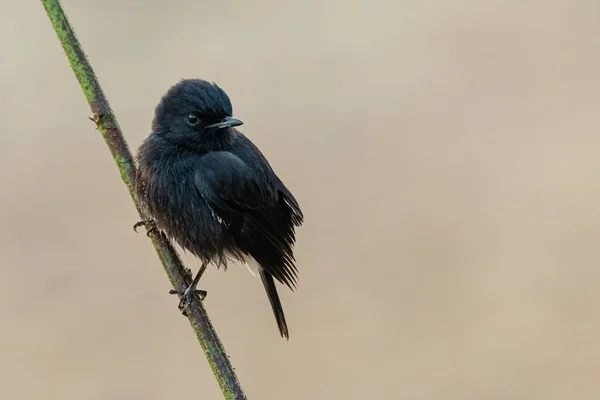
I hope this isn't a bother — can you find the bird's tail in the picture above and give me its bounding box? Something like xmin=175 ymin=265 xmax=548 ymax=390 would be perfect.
xmin=260 ymin=270 xmax=289 ymax=339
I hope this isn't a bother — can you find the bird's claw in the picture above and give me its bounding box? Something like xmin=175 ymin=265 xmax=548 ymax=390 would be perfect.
xmin=170 ymin=262 xmax=208 ymax=315
xmin=169 ymin=288 xmax=208 ymax=301
xmin=133 ymin=219 xmax=156 ymax=237
xmin=169 ymin=287 xmax=207 ymax=315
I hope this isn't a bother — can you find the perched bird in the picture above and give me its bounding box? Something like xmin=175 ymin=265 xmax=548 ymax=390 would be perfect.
xmin=135 ymin=79 xmax=303 ymax=339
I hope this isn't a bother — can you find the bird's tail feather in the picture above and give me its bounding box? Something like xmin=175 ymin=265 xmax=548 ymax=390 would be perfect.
xmin=260 ymin=270 xmax=289 ymax=339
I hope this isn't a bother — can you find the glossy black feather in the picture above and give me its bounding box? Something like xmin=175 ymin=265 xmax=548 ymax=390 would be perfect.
xmin=135 ymin=79 xmax=303 ymax=338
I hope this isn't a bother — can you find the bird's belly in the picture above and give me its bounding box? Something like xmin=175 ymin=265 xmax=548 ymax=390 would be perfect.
xmin=138 ymin=165 xmax=242 ymax=265
xmin=153 ymin=200 xmax=239 ymax=264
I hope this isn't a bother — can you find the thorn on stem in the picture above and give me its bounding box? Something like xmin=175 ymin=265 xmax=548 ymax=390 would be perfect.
xmin=88 ymin=112 xmax=102 ymax=130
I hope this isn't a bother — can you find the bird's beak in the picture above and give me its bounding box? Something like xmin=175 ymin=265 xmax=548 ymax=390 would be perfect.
xmin=205 ymin=116 xmax=244 ymax=130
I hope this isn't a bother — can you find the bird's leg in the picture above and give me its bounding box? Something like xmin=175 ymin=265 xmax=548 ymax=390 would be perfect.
xmin=133 ymin=218 xmax=157 ymax=237
xmin=169 ymin=262 xmax=208 ymax=313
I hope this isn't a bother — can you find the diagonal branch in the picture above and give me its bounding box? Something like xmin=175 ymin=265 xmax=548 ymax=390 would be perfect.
xmin=39 ymin=1 xmax=247 ymax=399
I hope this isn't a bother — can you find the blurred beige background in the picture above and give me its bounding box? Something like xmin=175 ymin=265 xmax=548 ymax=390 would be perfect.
xmin=1 ymin=0 xmax=600 ymax=399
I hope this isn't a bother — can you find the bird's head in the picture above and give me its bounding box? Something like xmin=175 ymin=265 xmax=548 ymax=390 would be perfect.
xmin=151 ymin=79 xmax=243 ymax=149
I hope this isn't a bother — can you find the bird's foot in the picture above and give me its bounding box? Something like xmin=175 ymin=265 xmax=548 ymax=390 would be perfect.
xmin=169 ymin=287 xmax=208 ymax=307
xmin=133 ymin=219 xmax=156 ymax=237
xmin=169 ymin=262 xmax=208 ymax=315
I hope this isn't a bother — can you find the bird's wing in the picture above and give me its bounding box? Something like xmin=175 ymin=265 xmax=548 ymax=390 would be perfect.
xmin=194 ymin=151 xmax=298 ymax=289
xmin=230 ymin=131 xmax=304 ymax=227
xmin=276 ymin=177 xmax=304 ymax=227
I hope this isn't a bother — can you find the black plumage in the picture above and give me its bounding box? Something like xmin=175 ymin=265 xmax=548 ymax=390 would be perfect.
xmin=135 ymin=79 xmax=303 ymax=339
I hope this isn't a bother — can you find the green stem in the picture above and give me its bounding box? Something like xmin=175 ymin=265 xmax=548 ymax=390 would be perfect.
xmin=39 ymin=1 xmax=247 ymax=399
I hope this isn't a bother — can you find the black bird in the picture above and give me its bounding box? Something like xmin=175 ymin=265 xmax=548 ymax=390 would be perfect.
xmin=135 ymin=79 xmax=303 ymax=339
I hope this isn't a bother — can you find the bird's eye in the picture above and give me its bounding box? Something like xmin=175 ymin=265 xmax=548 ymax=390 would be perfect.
xmin=186 ymin=113 xmax=200 ymax=127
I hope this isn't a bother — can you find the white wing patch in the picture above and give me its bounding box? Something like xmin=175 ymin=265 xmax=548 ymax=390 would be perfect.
xmin=200 ymin=194 xmax=225 ymax=225
xmin=241 ymin=254 xmax=261 ymax=278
